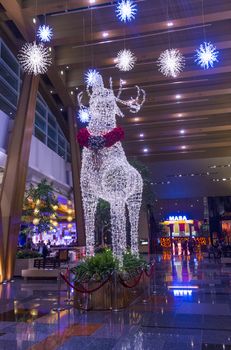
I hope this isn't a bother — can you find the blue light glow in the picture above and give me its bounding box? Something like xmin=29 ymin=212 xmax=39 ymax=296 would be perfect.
xmin=195 ymin=42 xmax=219 ymax=69
xmin=116 ymin=0 xmax=137 ymax=23
xmin=37 ymin=25 xmax=53 ymax=43
xmin=85 ymin=69 xmax=100 ymax=86
xmin=78 ymin=107 xmax=90 ymax=124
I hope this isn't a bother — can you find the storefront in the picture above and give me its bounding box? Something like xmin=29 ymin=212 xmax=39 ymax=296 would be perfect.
xmin=159 ymin=214 xmax=209 ymax=253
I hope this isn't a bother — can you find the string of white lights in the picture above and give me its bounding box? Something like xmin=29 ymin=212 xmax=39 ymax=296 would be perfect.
xmin=78 ymin=73 xmax=145 ymax=263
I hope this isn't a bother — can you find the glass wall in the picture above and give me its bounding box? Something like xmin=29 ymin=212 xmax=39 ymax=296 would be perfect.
xmin=0 ymin=38 xmax=70 ymax=162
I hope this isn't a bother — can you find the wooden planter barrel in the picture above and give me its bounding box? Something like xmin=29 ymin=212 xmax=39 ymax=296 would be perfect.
xmin=74 ymin=272 xmax=150 ymax=310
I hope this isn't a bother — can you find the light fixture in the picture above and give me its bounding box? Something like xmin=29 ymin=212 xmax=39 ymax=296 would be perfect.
xmin=18 ymin=42 xmax=52 ymax=75
xmin=33 ymin=18 xmax=36 ymax=24
xmin=85 ymin=69 xmax=100 ymax=86
xmin=178 ymin=113 xmax=182 ymax=117
xmin=134 ymin=117 xmax=139 ymax=122
xmin=121 ymin=79 xmax=127 ymax=85
xmin=157 ymin=48 xmax=185 ymax=78
xmin=139 ymin=133 xmax=144 ymax=137
xmin=143 ymin=148 xmax=148 ymax=153
xmin=102 ymin=32 xmax=109 ymax=38
xmin=181 ymin=145 xmax=186 ymax=149
xmin=180 ymin=129 xmax=185 ymax=134
xmin=116 ymin=49 xmax=136 ymax=72
xmin=78 ymin=107 xmax=91 ymax=123
xmin=175 ymin=94 xmax=182 ymax=99
xmin=50 ymin=90 xmax=53 ymax=93
xmin=37 ymin=25 xmax=53 ymax=43
xmin=167 ymin=21 xmax=173 ymax=27
xmin=222 ymin=178 xmax=227 ymax=181
xmin=116 ymin=0 xmax=137 ymax=23
xmin=66 ymin=66 xmax=69 ymax=69
xmin=60 ymin=108 xmax=63 ymax=111
xmin=60 ymin=70 xmax=64 ymax=75
xmin=89 ymin=0 xmax=95 ymax=3
xmin=195 ymin=42 xmax=219 ymax=69
xmin=70 ymin=91 xmax=74 ymax=95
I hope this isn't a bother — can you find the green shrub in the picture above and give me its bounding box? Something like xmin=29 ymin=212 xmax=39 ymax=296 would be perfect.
xmin=16 ymin=250 xmax=42 ymax=259
xmin=72 ymin=249 xmax=148 ymax=283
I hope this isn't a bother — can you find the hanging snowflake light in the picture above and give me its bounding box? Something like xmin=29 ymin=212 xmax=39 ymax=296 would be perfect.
xmin=85 ymin=69 xmax=101 ymax=87
xmin=37 ymin=25 xmax=53 ymax=42
xmin=116 ymin=0 xmax=137 ymax=22
xmin=116 ymin=49 xmax=136 ymax=71
xmin=157 ymin=48 xmax=185 ymax=78
xmin=195 ymin=42 xmax=219 ymax=69
xmin=18 ymin=42 xmax=52 ymax=75
xmin=78 ymin=107 xmax=91 ymax=124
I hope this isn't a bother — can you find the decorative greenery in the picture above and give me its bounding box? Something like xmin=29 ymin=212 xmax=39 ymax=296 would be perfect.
xmin=72 ymin=249 xmax=117 ymax=283
xmin=72 ymin=249 xmax=148 ymax=283
xmin=16 ymin=250 xmax=42 ymax=259
xmin=22 ymin=178 xmax=58 ymax=234
xmin=122 ymin=251 xmax=147 ymax=275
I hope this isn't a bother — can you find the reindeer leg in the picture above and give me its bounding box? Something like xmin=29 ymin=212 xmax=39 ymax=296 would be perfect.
xmin=82 ymin=193 xmax=98 ymax=256
xmin=110 ymin=201 xmax=126 ymax=265
xmin=127 ymin=191 xmax=142 ymax=257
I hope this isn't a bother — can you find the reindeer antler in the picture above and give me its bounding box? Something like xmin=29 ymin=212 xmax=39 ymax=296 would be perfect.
xmin=116 ymin=85 xmax=146 ymax=114
xmin=77 ymin=91 xmax=84 ymax=108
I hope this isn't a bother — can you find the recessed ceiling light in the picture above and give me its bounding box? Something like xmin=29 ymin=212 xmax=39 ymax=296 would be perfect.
xmin=50 ymin=90 xmax=53 ymax=93
xmin=181 ymin=145 xmax=186 ymax=149
xmin=102 ymin=32 xmax=109 ymax=38
xmin=89 ymin=0 xmax=95 ymax=3
xmin=121 ymin=79 xmax=126 ymax=85
xmin=66 ymin=66 xmax=69 ymax=69
xmin=143 ymin=148 xmax=148 ymax=153
xmin=70 ymin=91 xmax=74 ymax=95
xmin=60 ymin=70 xmax=64 ymax=75
xmin=134 ymin=117 xmax=139 ymax=122
xmin=75 ymin=87 xmax=78 ymax=90
xmin=180 ymin=129 xmax=185 ymax=134
xmin=140 ymin=133 xmax=144 ymax=137
xmin=60 ymin=108 xmax=63 ymax=111
xmin=167 ymin=21 xmax=173 ymax=27
xmin=176 ymin=94 xmax=182 ymax=99
xmin=33 ymin=18 xmax=36 ymax=24
xmin=223 ymin=178 xmax=227 ymax=181
xmin=49 ymin=47 xmax=52 ymax=52
xmin=114 ymin=58 xmax=118 ymax=63
xmin=178 ymin=113 xmax=182 ymax=117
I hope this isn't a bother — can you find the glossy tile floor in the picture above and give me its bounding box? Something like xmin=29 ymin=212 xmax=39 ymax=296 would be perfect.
xmin=0 ymin=254 xmax=230 ymax=349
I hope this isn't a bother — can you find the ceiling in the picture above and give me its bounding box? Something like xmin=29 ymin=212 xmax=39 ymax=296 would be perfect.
xmin=1 ymin=0 xmax=231 ymax=198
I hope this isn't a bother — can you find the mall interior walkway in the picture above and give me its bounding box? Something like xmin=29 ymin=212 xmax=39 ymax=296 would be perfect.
xmin=0 ymin=255 xmax=230 ymax=350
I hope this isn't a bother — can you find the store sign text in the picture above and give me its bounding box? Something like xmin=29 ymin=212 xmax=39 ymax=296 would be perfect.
xmin=168 ymin=215 xmax=188 ymax=221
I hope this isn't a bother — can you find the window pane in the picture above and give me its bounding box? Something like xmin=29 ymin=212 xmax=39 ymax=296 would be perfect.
xmin=58 ymin=146 xmax=65 ymax=158
xmin=0 ymin=79 xmax=17 ymax=106
xmin=35 ymin=113 xmax=46 ymax=132
xmin=34 ymin=127 xmax=46 ymax=143
xmin=1 ymin=43 xmax=19 ymax=75
xmin=48 ymin=113 xmax=56 ymax=128
xmin=47 ymin=137 xmax=57 ymax=152
xmin=0 ymin=63 xmax=18 ymax=91
xmin=58 ymin=135 xmax=65 ymax=148
xmin=36 ymin=101 xmax=46 ymax=117
xmin=48 ymin=125 xmax=57 ymax=140
xmin=0 ymin=96 xmax=16 ymax=117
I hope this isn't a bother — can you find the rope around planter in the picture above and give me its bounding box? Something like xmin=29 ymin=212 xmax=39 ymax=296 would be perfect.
xmin=118 ymin=270 xmax=144 ymax=289
xmin=60 ymin=272 xmax=111 ymax=294
xmin=61 ymin=263 xmax=155 ymax=293
xmin=144 ymin=264 xmax=155 ymax=278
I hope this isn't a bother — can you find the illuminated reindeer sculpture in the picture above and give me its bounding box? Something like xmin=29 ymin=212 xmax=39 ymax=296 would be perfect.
xmin=77 ymin=73 xmax=145 ymax=262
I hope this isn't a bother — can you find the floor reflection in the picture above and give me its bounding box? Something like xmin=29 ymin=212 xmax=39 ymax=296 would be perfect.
xmin=0 ymin=254 xmax=230 ymax=349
